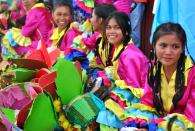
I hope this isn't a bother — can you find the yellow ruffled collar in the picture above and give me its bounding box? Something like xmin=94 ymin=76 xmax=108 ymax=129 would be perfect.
xmin=50 ymin=28 xmax=66 ymax=40
xmin=112 ymin=44 xmax=124 ymax=62
xmin=184 ymin=56 xmax=194 ymax=71
xmin=160 ymin=56 xmax=193 ymax=85
xmin=32 ymin=3 xmax=45 ymax=9
xmin=112 ymin=42 xmax=134 ymax=62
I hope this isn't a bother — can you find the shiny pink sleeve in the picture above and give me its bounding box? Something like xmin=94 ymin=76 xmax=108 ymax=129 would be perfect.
xmin=184 ymin=67 xmax=195 ymax=122
xmin=46 ymin=29 xmax=53 ymax=47
xmin=118 ymin=45 xmax=148 ymax=88
xmin=21 ymin=9 xmax=39 ymax=37
xmin=60 ymin=28 xmax=81 ymax=51
xmin=140 ymin=82 xmax=154 ymax=107
xmin=81 ymin=32 xmax=100 ymax=50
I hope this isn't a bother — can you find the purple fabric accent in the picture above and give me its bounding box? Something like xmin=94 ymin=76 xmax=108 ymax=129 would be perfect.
xmin=0 ymin=86 xmax=34 ymax=110
xmin=46 ymin=29 xmax=53 ymax=48
xmin=60 ymin=28 xmax=81 ymax=51
xmin=0 ymin=111 xmax=13 ymax=131
xmin=14 ymin=45 xmax=34 ymax=55
xmin=95 ymin=0 xmax=113 ymax=4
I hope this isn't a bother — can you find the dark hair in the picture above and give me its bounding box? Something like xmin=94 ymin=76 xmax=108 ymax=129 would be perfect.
xmin=37 ymin=0 xmax=44 ymax=3
xmin=94 ymin=4 xmax=116 ymax=20
xmin=43 ymin=0 xmax=53 ymax=11
xmin=105 ymin=11 xmax=131 ymax=45
xmin=94 ymin=4 xmax=116 ymax=66
xmin=15 ymin=15 xmax=26 ymax=28
xmin=53 ymin=0 xmax=73 ymax=16
xmin=149 ymin=22 xmax=187 ymax=116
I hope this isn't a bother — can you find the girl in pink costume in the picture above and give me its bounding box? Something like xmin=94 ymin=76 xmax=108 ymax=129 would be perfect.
xmin=1 ymin=0 xmax=53 ymax=58
xmin=68 ymin=1 xmax=130 ymax=69
xmin=121 ymin=22 xmax=195 ymax=130
xmin=96 ymin=11 xmax=148 ymax=129
xmin=67 ymin=4 xmax=116 ymax=69
xmin=21 ymin=0 xmax=53 ymax=48
xmin=9 ymin=0 xmax=26 ymax=24
xmin=83 ymin=4 xmax=116 ymax=68
xmin=104 ymin=11 xmax=148 ymax=88
xmin=63 ymin=4 xmax=116 ymax=70
xmin=46 ymin=0 xmax=81 ymax=51
xmin=98 ymin=22 xmax=195 ymax=130
xmin=138 ymin=22 xmax=195 ymax=130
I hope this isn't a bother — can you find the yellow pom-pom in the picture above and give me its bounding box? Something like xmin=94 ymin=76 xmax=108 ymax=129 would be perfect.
xmin=58 ymin=114 xmax=66 ymax=123
xmin=67 ymin=127 xmax=74 ymax=131
xmin=53 ymin=99 xmax=61 ymax=112
xmin=61 ymin=120 xmax=70 ymax=130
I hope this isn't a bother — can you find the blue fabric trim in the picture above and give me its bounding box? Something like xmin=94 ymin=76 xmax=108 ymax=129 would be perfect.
xmin=7 ymin=31 xmax=18 ymax=47
xmin=88 ymin=93 xmax=105 ymax=110
xmin=148 ymin=122 xmax=158 ymax=131
xmin=65 ymin=50 xmax=89 ymax=69
xmin=112 ymin=87 xmax=140 ymax=104
xmin=96 ymin=110 xmax=123 ymax=128
xmin=164 ymin=116 xmax=185 ymax=129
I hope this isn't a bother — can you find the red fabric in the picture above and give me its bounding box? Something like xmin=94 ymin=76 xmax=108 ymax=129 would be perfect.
xmin=133 ymin=0 xmax=147 ymax=3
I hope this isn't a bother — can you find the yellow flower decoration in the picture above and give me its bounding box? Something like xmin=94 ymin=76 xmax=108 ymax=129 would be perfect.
xmin=53 ymin=99 xmax=61 ymax=112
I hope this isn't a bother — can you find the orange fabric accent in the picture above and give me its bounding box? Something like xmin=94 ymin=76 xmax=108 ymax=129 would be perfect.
xmin=134 ymin=0 xmax=147 ymax=3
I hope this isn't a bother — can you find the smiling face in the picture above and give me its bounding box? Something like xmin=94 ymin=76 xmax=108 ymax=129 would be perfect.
xmin=155 ymin=33 xmax=183 ymax=69
xmin=53 ymin=6 xmax=72 ymax=32
xmin=105 ymin=18 xmax=124 ymax=47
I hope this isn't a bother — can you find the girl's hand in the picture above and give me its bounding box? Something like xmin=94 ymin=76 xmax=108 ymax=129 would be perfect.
xmin=72 ymin=22 xmax=80 ymax=31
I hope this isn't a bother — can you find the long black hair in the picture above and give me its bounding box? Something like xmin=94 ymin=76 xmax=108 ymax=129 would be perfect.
xmin=104 ymin=12 xmax=131 ymax=62
xmin=94 ymin=4 xmax=116 ymax=20
xmin=43 ymin=0 xmax=53 ymax=11
xmin=149 ymin=22 xmax=187 ymax=116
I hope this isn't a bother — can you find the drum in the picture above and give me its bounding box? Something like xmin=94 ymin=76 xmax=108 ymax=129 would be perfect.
xmin=65 ymin=93 xmax=103 ymax=128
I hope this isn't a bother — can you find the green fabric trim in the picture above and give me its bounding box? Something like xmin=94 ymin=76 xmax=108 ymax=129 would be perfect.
xmin=0 ymin=107 xmax=15 ymax=123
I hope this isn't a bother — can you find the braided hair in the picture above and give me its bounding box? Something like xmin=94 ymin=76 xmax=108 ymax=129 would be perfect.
xmin=149 ymin=22 xmax=187 ymax=116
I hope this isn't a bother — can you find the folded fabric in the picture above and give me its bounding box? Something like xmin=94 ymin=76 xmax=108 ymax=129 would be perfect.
xmin=0 ymin=85 xmax=38 ymax=110
xmin=65 ymin=49 xmax=89 ymax=69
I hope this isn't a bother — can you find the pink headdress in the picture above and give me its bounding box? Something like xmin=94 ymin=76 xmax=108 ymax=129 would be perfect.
xmin=74 ymin=0 xmax=93 ymax=14
xmin=95 ymin=0 xmax=113 ymax=4
xmin=113 ymin=0 xmax=131 ymax=15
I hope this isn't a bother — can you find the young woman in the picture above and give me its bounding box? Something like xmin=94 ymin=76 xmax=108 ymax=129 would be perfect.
xmin=104 ymin=11 xmax=148 ymax=87
xmin=1 ymin=0 xmax=53 ymax=58
xmin=21 ymin=0 xmax=53 ymax=47
xmin=85 ymin=1 xmax=131 ymax=68
xmin=46 ymin=0 xmax=81 ymax=51
xmin=139 ymin=22 xmax=195 ymax=130
xmin=98 ymin=22 xmax=195 ymax=130
xmin=65 ymin=4 xmax=116 ymax=68
xmin=96 ymin=12 xmax=148 ymax=129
